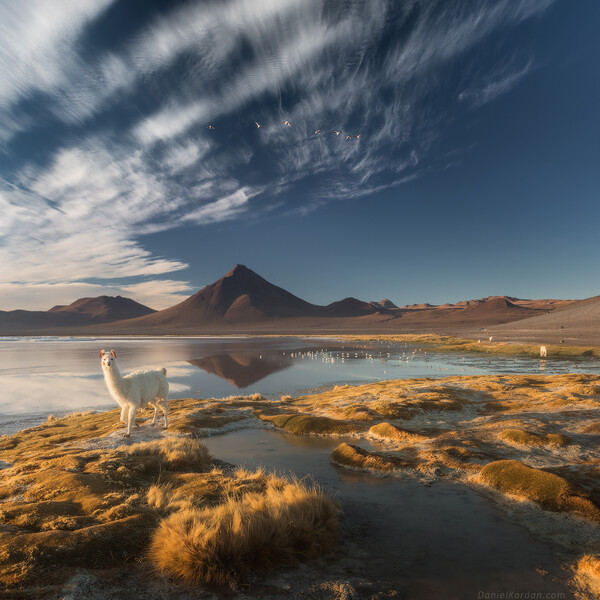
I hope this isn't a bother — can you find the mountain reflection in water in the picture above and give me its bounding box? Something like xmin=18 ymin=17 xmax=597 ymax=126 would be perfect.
xmin=188 ymin=350 xmax=295 ymax=388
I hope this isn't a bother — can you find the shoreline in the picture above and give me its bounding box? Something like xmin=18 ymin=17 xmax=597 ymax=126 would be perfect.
xmin=3 ymin=331 xmax=600 ymax=359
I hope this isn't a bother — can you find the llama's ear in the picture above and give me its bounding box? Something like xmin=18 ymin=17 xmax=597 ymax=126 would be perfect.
xmin=111 ymin=350 xmax=117 ymax=358
xmin=99 ymin=349 xmax=105 ymax=358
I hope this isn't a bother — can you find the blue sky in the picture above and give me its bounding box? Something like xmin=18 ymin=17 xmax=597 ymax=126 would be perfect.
xmin=0 ymin=0 xmax=598 ymax=310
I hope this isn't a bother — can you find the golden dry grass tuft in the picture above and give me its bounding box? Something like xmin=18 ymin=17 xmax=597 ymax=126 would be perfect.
xmin=126 ymin=438 xmax=211 ymax=471
xmin=582 ymin=421 xmax=600 ymax=434
xmin=332 ymin=405 xmax=380 ymax=422
xmin=571 ymin=554 xmax=600 ymax=599
xmin=368 ymin=422 xmax=427 ymax=444
xmin=147 ymin=480 xmax=339 ymax=586
xmin=330 ymin=442 xmax=405 ymax=472
xmin=499 ymin=429 xmax=572 ymax=448
xmin=480 ymin=460 xmax=600 ymax=521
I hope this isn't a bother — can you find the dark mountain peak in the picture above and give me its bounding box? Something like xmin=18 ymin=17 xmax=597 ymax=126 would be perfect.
xmin=378 ymin=299 xmax=398 ymax=309
xmin=225 ymin=264 xmax=253 ymax=277
xmin=219 ymin=264 xmax=272 ymax=290
xmin=370 ymin=299 xmax=398 ymax=310
xmin=177 ymin=265 xmax=319 ymax=322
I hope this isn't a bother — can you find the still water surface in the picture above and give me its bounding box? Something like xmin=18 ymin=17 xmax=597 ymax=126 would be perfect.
xmin=204 ymin=428 xmax=573 ymax=598
xmin=0 ymin=335 xmax=597 ymax=434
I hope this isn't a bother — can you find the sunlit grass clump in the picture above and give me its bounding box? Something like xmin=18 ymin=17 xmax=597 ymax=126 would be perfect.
xmin=480 ymin=460 xmax=600 ymax=521
xmin=126 ymin=437 xmax=211 ymax=471
xmin=499 ymin=429 xmax=572 ymax=448
xmin=330 ymin=442 xmax=404 ymax=472
xmin=148 ymin=480 xmax=339 ymax=586
xmin=368 ymin=422 xmax=427 ymax=444
xmin=571 ymin=554 xmax=600 ymax=599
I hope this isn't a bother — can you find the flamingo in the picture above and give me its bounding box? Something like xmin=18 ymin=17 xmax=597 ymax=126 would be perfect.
xmin=333 ymin=130 xmax=341 ymax=136
xmin=207 ymin=125 xmax=215 ymax=130
xmin=255 ymin=122 xmax=262 ymax=128
xmin=283 ymin=121 xmax=291 ymax=127
xmin=314 ymin=129 xmax=321 ymax=134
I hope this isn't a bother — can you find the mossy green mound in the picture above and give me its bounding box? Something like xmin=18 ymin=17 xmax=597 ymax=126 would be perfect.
xmin=480 ymin=460 xmax=600 ymax=521
xmin=265 ymin=414 xmax=364 ymax=435
xmin=499 ymin=429 xmax=572 ymax=448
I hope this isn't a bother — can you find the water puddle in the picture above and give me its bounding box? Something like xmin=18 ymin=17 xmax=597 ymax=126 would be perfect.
xmin=204 ymin=428 xmax=574 ymax=599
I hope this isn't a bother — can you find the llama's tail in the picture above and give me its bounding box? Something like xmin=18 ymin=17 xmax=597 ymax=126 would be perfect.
xmin=161 ymin=368 xmax=167 ymax=376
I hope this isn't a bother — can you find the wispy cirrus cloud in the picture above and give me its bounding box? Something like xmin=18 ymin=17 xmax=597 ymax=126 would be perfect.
xmin=458 ymin=60 xmax=534 ymax=107
xmin=0 ymin=0 xmax=556 ymax=309
xmin=182 ymin=188 xmax=257 ymax=225
xmin=0 ymin=0 xmax=115 ymax=140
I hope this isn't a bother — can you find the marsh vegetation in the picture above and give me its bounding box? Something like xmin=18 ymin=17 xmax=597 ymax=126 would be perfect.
xmin=2 ymin=364 xmax=600 ymax=597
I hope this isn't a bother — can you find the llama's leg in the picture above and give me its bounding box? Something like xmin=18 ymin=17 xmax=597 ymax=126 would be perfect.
xmin=150 ymin=403 xmax=159 ymax=427
xmin=120 ymin=406 xmax=127 ymax=424
xmin=125 ymin=405 xmax=136 ymax=437
xmin=161 ymin=400 xmax=169 ymax=429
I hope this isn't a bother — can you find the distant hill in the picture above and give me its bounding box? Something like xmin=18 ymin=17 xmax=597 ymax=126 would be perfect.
xmin=442 ymin=297 xmax=545 ymax=324
xmin=401 ymin=303 xmax=437 ymax=310
xmin=48 ymin=295 xmax=155 ymax=322
xmin=0 ymin=295 xmax=155 ymax=334
xmin=371 ymin=299 xmax=398 ymax=310
xmin=323 ymin=297 xmax=379 ymax=317
xmin=487 ymin=295 xmax=600 ymax=344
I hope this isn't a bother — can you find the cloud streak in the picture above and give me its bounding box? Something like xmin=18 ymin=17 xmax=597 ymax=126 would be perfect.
xmin=0 ymin=0 xmax=555 ymax=309
xmin=458 ymin=60 xmax=534 ymax=107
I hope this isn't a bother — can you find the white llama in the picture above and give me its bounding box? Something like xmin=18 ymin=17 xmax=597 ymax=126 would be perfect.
xmin=100 ymin=349 xmax=169 ymax=437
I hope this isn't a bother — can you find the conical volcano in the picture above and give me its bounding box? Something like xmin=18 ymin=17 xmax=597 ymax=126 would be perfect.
xmin=124 ymin=264 xmax=324 ymax=327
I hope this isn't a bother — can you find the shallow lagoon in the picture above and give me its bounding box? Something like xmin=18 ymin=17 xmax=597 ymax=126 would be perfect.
xmin=0 ymin=335 xmax=597 ymax=434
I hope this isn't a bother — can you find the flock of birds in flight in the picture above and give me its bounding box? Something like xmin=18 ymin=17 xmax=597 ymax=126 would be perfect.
xmin=206 ymin=121 xmax=361 ymax=140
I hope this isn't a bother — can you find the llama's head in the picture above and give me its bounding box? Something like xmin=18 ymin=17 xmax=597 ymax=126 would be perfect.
xmin=99 ymin=349 xmax=117 ymax=369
